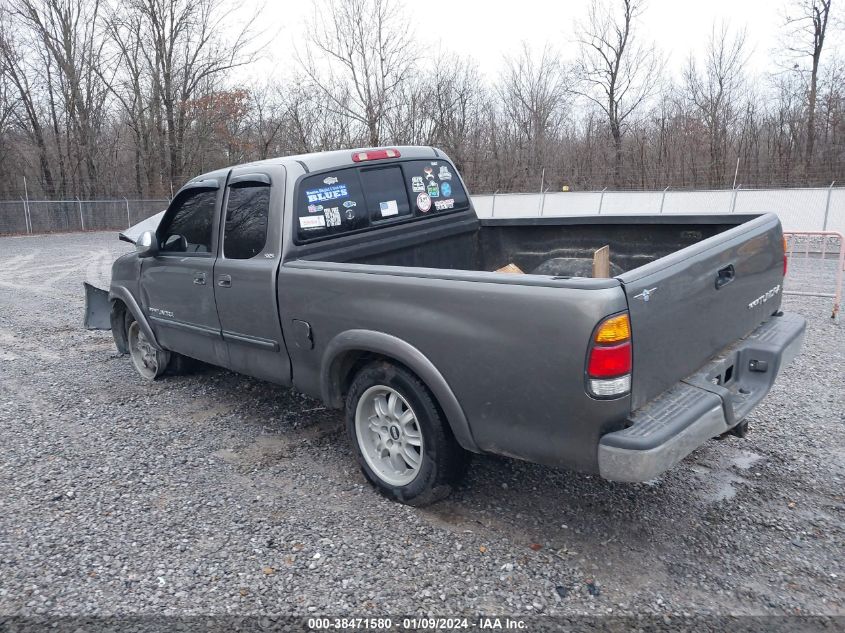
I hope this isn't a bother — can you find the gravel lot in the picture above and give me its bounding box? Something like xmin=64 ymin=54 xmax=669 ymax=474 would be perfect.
xmin=0 ymin=231 xmax=842 ymax=620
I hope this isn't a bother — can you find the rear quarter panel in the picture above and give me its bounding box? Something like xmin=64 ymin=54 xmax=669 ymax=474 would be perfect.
xmin=278 ymin=266 xmax=630 ymax=472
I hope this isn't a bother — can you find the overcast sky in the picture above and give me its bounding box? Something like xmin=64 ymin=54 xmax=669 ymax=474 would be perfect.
xmin=238 ymin=0 xmax=842 ymax=84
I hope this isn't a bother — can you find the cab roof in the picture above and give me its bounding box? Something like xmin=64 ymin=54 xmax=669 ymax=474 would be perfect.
xmin=186 ymin=146 xmax=443 ymax=185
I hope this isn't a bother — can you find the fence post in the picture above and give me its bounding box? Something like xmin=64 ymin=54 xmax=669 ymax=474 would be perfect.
xmin=491 ymin=190 xmax=498 ymax=218
xmin=77 ymin=197 xmax=85 ymax=231
xmin=22 ymin=177 xmax=32 ymax=234
xmin=124 ymin=197 xmax=131 ymax=228
xmin=537 ymin=168 xmax=545 ymax=216
xmin=823 ymin=181 xmax=835 ymax=230
xmin=730 ymin=185 xmax=741 ymax=213
xmin=20 ymin=196 xmax=31 ymax=234
xmin=540 ymin=188 xmax=549 ymax=216
xmin=598 ymin=187 xmax=607 ymax=214
xmin=659 ymin=186 xmax=669 ymax=214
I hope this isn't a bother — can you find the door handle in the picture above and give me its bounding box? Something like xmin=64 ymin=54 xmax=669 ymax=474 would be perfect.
xmin=715 ymin=264 xmax=735 ymax=289
xmin=193 ymin=272 xmax=206 ymax=285
xmin=217 ymin=274 xmax=232 ymax=288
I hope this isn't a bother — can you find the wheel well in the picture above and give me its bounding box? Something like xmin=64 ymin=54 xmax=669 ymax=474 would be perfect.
xmin=335 ymin=351 xmax=454 ymax=431
xmin=336 ymin=351 xmax=388 ymax=403
xmin=326 ymin=342 xmax=478 ymax=454
xmin=335 ymin=351 xmax=436 ymax=407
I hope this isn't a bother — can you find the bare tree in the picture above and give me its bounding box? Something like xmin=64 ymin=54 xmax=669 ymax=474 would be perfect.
xmin=105 ymin=0 xmax=260 ymax=192
xmin=782 ymin=0 xmax=834 ymax=172
xmin=0 ymin=6 xmax=58 ymax=196
xmin=496 ymin=43 xmax=571 ymax=184
xmin=574 ymin=0 xmax=663 ymax=188
xmin=684 ymin=23 xmax=748 ymax=187
xmin=297 ymin=0 xmax=415 ymax=147
xmin=11 ymin=0 xmax=111 ymax=197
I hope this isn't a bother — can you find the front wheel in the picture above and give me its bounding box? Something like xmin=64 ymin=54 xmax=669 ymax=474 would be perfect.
xmin=127 ymin=320 xmax=169 ymax=380
xmin=346 ymin=362 xmax=468 ymax=506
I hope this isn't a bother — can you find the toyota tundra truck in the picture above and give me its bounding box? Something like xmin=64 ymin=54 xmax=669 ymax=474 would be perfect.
xmin=95 ymin=146 xmax=805 ymax=505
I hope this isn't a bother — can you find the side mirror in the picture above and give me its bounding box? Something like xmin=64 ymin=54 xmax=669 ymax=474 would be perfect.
xmin=136 ymin=230 xmax=159 ymax=258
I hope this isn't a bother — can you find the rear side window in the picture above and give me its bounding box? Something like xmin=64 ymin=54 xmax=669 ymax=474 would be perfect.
xmin=294 ymin=159 xmax=467 ymax=243
xmin=359 ymin=166 xmax=411 ymax=222
xmin=224 ymin=184 xmax=270 ymax=259
xmin=296 ymin=168 xmax=366 ymax=241
xmin=159 ymin=188 xmax=217 ymax=253
xmin=403 ymin=160 xmax=468 ymax=215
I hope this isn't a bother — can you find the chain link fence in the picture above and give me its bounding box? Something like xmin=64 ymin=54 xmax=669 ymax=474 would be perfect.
xmin=1 ymin=186 xmax=843 ymax=237
xmin=0 ymin=199 xmax=168 ymax=235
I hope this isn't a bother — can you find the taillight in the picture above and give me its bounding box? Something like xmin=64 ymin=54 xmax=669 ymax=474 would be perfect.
xmin=587 ymin=313 xmax=632 ymax=398
xmin=783 ymin=236 xmax=788 ymax=277
xmin=351 ymin=148 xmax=401 ymax=162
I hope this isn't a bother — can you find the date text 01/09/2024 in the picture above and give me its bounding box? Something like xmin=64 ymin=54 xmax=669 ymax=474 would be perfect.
xmin=306 ymin=617 xmax=528 ymax=630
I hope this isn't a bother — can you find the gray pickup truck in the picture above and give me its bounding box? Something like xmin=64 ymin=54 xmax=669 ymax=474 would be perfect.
xmin=96 ymin=146 xmax=805 ymax=505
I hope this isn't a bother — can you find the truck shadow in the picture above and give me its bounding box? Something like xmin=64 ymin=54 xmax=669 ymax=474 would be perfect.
xmin=181 ymin=364 xmax=777 ymax=563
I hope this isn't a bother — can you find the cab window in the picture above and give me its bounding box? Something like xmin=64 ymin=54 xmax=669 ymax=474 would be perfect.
xmin=158 ymin=188 xmax=217 ymax=253
xmin=359 ymin=166 xmax=411 ymax=223
xmin=402 ymin=160 xmax=468 ymax=215
xmin=223 ymin=184 xmax=270 ymax=259
xmin=296 ymin=168 xmax=366 ymax=241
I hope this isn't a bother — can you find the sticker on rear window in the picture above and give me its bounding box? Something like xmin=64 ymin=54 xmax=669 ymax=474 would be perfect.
xmin=380 ymin=200 xmax=399 ymax=217
xmin=427 ymin=181 xmax=440 ymax=197
xmin=438 ymin=166 xmax=452 ymax=180
xmin=325 ymin=207 xmax=342 ymax=227
xmin=417 ymin=192 xmax=432 ymax=212
xmin=306 ymin=184 xmax=348 ymax=203
xmin=299 ymin=215 xmax=326 ymax=230
xmin=441 ymin=182 xmax=452 ymax=197
xmin=411 ymin=176 xmax=425 ymax=192
xmin=434 ymin=198 xmax=454 ymax=211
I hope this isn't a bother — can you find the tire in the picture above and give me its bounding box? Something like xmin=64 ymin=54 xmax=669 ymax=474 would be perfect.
xmin=346 ymin=361 xmax=469 ymax=506
xmin=123 ymin=313 xmax=197 ymax=377
xmin=126 ymin=318 xmax=169 ymax=380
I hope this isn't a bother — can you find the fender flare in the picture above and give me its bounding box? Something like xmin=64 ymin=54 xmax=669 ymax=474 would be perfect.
xmin=321 ymin=329 xmax=479 ymax=453
xmin=109 ymin=285 xmax=163 ymax=351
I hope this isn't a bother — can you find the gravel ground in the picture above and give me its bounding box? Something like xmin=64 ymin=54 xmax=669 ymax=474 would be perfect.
xmin=0 ymin=231 xmax=842 ymax=620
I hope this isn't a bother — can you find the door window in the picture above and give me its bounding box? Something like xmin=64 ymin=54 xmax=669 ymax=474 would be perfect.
xmin=223 ymin=184 xmax=270 ymax=259
xmin=159 ymin=189 xmax=217 ymax=253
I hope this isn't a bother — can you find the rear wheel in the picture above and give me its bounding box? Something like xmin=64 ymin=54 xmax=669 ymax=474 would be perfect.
xmin=127 ymin=320 xmax=169 ymax=380
xmin=346 ymin=362 xmax=468 ymax=506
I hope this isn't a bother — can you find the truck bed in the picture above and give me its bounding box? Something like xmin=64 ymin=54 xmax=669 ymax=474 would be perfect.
xmin=310 ymin=213 xmax=762 ymax=278
xmin=294 ymin=211 xmax=785 ymax=417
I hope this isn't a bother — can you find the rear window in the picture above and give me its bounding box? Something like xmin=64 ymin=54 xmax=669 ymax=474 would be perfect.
xmin=296 ymin=168 xmax=367 ymax=240
xmin=402 ymin=160 xmax=469 ymax=215
xmin=295 ymin=160 xmax=468 ymax=242
xmin=360 ymin=166 xmax=412 ymax=222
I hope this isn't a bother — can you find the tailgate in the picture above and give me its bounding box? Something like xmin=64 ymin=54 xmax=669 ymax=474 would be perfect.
xmin=619 ymin=214 xmax=785 ymax=409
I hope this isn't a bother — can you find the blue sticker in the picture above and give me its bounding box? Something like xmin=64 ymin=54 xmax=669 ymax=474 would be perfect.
xmin=440 ymin=182 xmax=451 ymax=197
xmin=342 ymin=200 xmax=357 ymax=208
xmin=306 ymin=184 xmax=348 ymax=203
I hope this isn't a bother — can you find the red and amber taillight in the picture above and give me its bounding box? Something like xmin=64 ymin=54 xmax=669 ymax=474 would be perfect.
xmin=587 ymin=313 xmax=632 ymax=398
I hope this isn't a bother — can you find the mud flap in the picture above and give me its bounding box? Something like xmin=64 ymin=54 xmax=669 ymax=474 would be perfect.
xmin=84 ymin=282 xmax=111 ymax=330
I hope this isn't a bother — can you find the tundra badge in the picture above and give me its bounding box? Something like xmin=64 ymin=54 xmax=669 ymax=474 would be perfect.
xmin=748 ymin=285 xmax=781 ymax=310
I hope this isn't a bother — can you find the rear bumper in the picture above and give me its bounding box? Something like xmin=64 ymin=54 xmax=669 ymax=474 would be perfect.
xmin=598 ymin=311 xmax=806 ymax=482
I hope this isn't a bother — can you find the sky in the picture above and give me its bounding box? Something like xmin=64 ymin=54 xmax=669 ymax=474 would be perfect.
xmin=237 ymin=0 xmax=828 ymax=83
